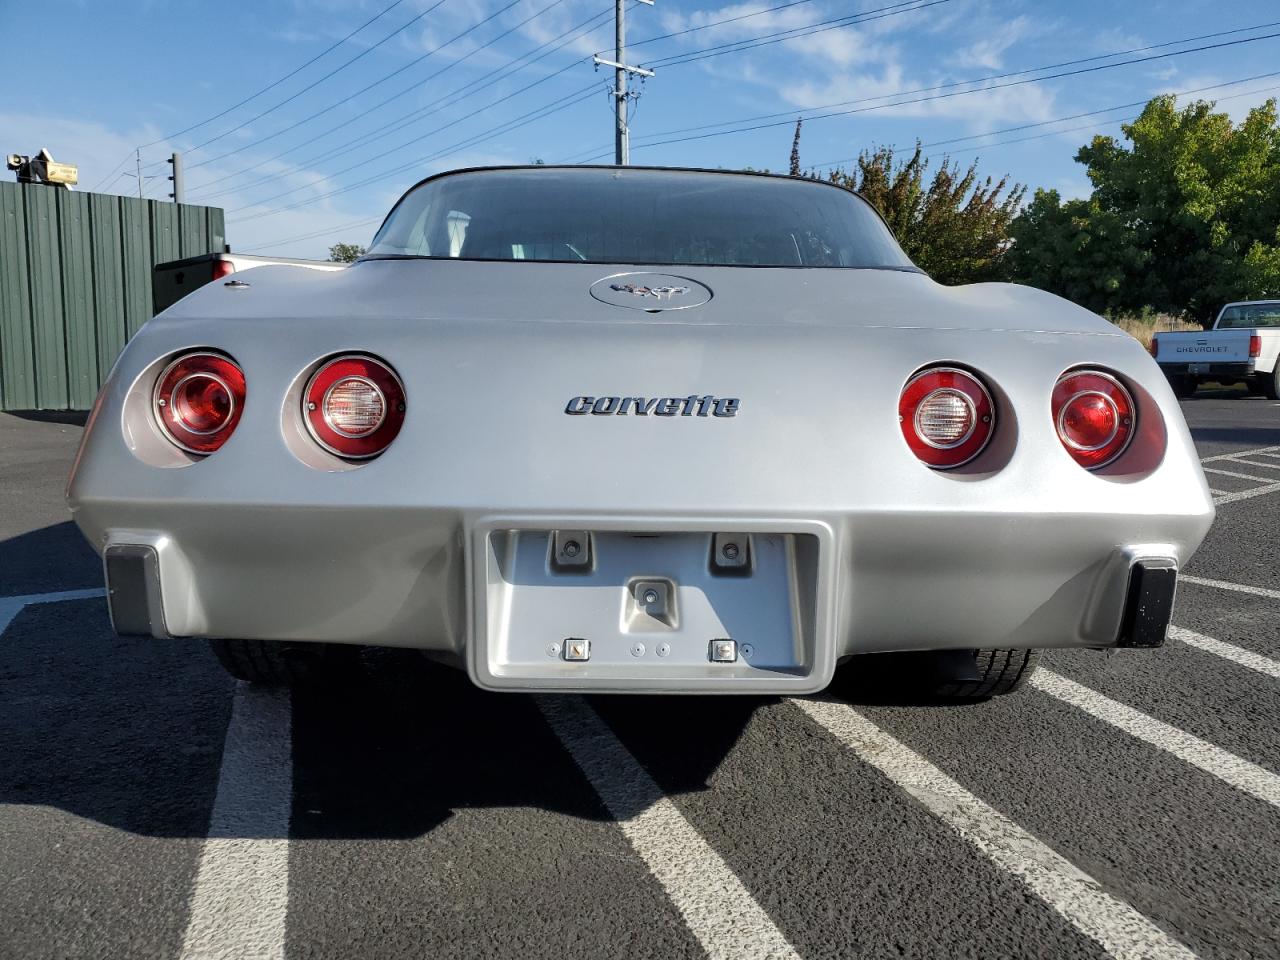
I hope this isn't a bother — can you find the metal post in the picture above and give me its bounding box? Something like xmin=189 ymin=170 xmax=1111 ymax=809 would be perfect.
xmin=614 ymin=0 xmax=627 ymax=165
xmin=168 ymin=152 xmax=184 ymax=204
xmin=135 ymin=149 xmax=144 ymax=199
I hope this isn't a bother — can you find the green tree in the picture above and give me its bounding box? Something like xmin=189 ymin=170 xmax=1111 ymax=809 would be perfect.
xmin=1007 ymin=190 xmax=1143 ymax=316
xmin=1009 ymin=95 xmax=1280 ymax=323
xmin=822 ymin=145 xmax=1025 ymax=285
xmin=328 ymin=242 xmax=366 ymax=263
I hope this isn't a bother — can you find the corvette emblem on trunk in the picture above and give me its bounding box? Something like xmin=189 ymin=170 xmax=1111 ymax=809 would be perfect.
xmin=565 ymin=395 xmax=740 ymax=417
xmin=610 ymin=283 xmax=691 ymax=300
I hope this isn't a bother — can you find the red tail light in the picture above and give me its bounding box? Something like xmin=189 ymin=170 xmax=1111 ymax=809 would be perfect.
xmin=1052 ymin=369 xmax=1134 ymax=470
xmin=1149 ymin=335 xmax=1158 ymax=359
xmin=154 ymin=352 xmax=246 ymax=455
xmin=898 ymin=366 xmax=995 ymax=469
xmin=211 ymin=259 xmax=235 ymax=281
xmin=1250 ymin=334 xmax=1262 ymax=358
xmin=303 ymin=355 xmax=405 ymax=459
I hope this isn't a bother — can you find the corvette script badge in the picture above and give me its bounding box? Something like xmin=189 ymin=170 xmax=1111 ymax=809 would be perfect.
xmin=609 ymin=283 xmax=691 ymax=300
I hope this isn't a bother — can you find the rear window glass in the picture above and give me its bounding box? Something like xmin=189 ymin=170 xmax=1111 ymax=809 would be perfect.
xmin=1218 ymin=303 xmax=1280 ymax=328
xmin=367 ymin=167 xmax=914 ymax=269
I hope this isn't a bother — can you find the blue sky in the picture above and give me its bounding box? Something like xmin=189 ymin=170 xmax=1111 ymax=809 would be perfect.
xmin=4 ymin=0 xmax=1279 ymax=258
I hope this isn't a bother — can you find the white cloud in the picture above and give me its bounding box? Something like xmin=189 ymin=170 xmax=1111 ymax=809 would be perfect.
xmin=946 ymin=15 xmax=1037 ymax=70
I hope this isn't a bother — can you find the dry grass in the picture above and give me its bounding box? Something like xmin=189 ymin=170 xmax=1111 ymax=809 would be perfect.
xmin=1111 ymin=314 xmax=1203 ymax=348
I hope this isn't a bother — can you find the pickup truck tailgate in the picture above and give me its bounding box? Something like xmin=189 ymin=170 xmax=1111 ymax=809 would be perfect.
xmin=1154 ymin=329 xmax=1255 ymax=365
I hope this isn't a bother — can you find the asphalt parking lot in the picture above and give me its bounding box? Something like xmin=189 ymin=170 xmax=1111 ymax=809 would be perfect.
xmin=1 ymin=392 xmax=1278 ymax=960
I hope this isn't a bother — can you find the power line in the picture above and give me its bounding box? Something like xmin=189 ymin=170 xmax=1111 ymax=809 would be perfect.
xmin=563 ymin=17 xmax=1280 ymax=162
xmin=187 ymin=0 xmax=547 ymax=173
xmin=241 ymin=216 xmax=388 ymax=253
xmin=807 ymin=73 xmax=1280 ymax=168
xmin=181 ymin=0 xmax=455 ymax=158
xmin=228 ymin=82 xmax=601 ymax=225
xmin=622 ymin=0 xmax=825 ymax=50
xmin=562 ymin=0 xmax=964 ymax=162
xmin=143 ymin=0 xmax=411 ymax=148
xmin=188 ymin=0 xmax=605 ymax=199
xmin=569 ymin=26 xmax=1280 ymax=161
xmin=643 ymin=0 xmax=947 ymax=69
xmin=188 ymin=5 xmax=619 ymax=203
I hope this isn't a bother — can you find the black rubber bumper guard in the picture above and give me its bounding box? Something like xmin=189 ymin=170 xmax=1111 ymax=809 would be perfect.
xmin=1116 ymin=558 xmax=1178 ymax=648
xmin=103 ymin=544 xmax=170 ymax=638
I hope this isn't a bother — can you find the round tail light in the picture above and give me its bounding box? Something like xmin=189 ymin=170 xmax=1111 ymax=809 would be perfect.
xmin=304 ymin=355 xmax=405 ymax=459
xmin=154 ymin=352 xmax=246 ymax=455
xmin=899 ymin=366 xmax=995 ymax=469
xmin=1052 ymin=369 xmax=1135 ymax=469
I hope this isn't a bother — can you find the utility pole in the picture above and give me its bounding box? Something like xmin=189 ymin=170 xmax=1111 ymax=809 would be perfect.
xmin=594 ymin=0 xmax=654 ymax=165
xmin=123 ymin=148 xmax=158 ymax=198
xmin=167 ymin=152 xmax=184 ymax=203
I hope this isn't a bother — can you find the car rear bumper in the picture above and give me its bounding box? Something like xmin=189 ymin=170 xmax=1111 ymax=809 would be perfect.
xmin=84 ymin=502 xmax=1207 ymax=694
xmin=1159 ymin=360 xmax=1256 ymax=377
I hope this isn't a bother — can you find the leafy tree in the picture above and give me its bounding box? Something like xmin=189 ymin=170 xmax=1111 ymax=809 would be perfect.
xmin=1007 ymin=190 xmax=1142 ymax=316
xmin=821 ymin=145 xmax=1025 ymax=285
xmin=328 ymin=242 xmax=366 ymax=263
xmin=1009 ymin=95 xmax=1280 ymax=323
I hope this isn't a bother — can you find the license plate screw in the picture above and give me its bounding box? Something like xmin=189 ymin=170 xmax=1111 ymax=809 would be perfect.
xmin=741 ymin=644 xmax=754 ymax=659
xmin=657 ymin=643 xmax=671 ymax=657
xmin=642 ymin=589 xmax=659 ymax=604
xmin=631 ymin=642 xmax=646 ymax=657
xmin=545 ymin=641 xmax=561 ymax=657
xmin=564 ymin=639 xmax=590 ymax=661
xmin=564 ymin=540 xmax=581 ymax=557
xmin=710 ymin=639 xmax=738 ymax=663
xmin=722 ymin=542 xmax=739 ymax=560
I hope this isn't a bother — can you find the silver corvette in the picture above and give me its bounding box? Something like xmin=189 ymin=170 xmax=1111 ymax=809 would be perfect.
xmin=67 ymin=166 xmax=1214 ymax=699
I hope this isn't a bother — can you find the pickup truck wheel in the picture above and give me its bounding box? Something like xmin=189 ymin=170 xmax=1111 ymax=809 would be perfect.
xmin=1264 ymin=367 xmax=1280 ymax=401
xmin=1168 ymin=374 xmax=1198 ymax=399
xmin=933 ymin=649 xmax=1041 ymax=700
xmin=208 ymin=638 xmax=360 ymax=686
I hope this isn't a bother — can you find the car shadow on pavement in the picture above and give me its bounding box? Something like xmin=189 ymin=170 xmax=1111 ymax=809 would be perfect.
xmin=0 ymin=522 xmax=103 ymax=597
xmin=4 ymin=409 xmax=90 ymax=427
xmin=291 ymin=649 xmax=773 ymax=840
xmin=1 ymin=591 xmax=959 ymax=842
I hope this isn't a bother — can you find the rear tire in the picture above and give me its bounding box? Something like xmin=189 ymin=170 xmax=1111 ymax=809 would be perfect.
xmin=209 ymin=638 xmax=359 ymax=686
xmin=1264 ymin=366 xmax=1280 ymax=401
xmin=933 ymin=648 xmax=1041 ymax=700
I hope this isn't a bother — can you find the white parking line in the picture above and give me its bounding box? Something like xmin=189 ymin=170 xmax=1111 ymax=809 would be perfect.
xmin=1200 ymin=444 xmax=1280 ymax=463
xmin=539 ymin=695 xmax=800 ymax=960
xmin=793 ymin=698 xmax=1196 ymax=960
xmin=0 ymin=587 xmax=106 ymax=634
xmin=1170 ymin=626 xmax=1280 ymax=680
xmin=1258 ymin=451 xmax=1280 ymax=460
xmin=180 ymin=684 xmax=292 ymax=960
xmin=1214 ymin=481 xmax=1280 ymax=506
xmin=1180 ymin=575 xmax=1280 ymax=601
xmin=1202 ymin=466 xmax=1279 ymax=483
xmin=1223 ymin=457 xmax=1280 ymax=471
xmin=1032 ymin=671 xmax=1280 ymax=809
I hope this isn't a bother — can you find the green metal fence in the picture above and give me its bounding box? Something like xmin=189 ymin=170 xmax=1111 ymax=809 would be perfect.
xmin=0 ymin=182 xmax=225 ymax=411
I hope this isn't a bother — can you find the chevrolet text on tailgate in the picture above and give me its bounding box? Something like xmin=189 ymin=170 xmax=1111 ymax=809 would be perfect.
xmin=1153 ymin=300 xmax=1280 ymax=398
xmin=65 ymin=165 xmax=1214 ymax=709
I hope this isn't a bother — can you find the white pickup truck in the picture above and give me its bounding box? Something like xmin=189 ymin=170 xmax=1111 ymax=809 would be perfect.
xmin=152 ymin=252 xmax=344 ymax=314
xmin=1152 ymin=300 xmax=1280 ymax=399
